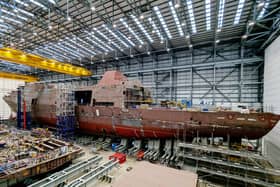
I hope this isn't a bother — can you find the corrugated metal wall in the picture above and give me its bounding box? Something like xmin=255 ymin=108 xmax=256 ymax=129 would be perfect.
xmin=41 ymin=43 xmax=263 ymax=107
xmin=263 ymin=35 xmax=280 ymax=168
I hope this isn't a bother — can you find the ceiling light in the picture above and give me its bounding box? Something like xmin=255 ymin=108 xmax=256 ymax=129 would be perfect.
xmin=154 ymin=6 xmax=172 ymax=39
xmin=217 ymin=0 xmax=225 ymax=29
xmin=215 ymin=40 xmax=220 ymax=43
xmin=33 ymin=32 xmax=37 ymax=36
xmin=16 ymin=8 xmax=34 ymax=17
xmin=130 ymin=54 xmax=134 ymax=58
xmin=103 ymin=25 xmax=132 ymax=48
xmin=169 ymin=1 xmax=184 ymax=36
xmin=14 ymin=8 xmax=18 ymax=13
xmin=242 ymin=34 xmax=248 ymax=39
xmin=189 ymin=44 xmax=193 ymax=48
xmin=217 ymin=28 xmax=221 ymax=32
xmin=102 ymin=59 xmax=105 ymax=62
xmin=48 ymin=25 xmax=52 ymax=30
xmin=93 ymin=28 xmax=122 ymax=51
xmin=48 ymin=0 xmax=56 ymax=4
xmin=175 ymin=3 xmax=180 ymax=8
xmin=1 ymin=9 xmax=28 ymax=21
xmin=186 ymin=0 xmax=197 ymax=33
xmin=91 ymin=6 xmax=96 ymax=11
xmin=166 ymin=48 xmax=170 ymax=52
xmin=160 ymin=40 xmax=164 ymax=44
xmin=139 ymin=45 xmax=142 ymax=48
xmin=257 ymin=1 xmax=270 ymax=20
xmin=234 ymin=0 xmax=245 ymax=25
xmin=131 ymin=15 xmax=154 ymax=43
xmin=113 ymin=23 xmax=117 ymax=28
xmin=2 ymin=16 xmax=23 ymax=24
xmin=205 ymin=0 xmax=211 ymax=31
xmin=140 ymin=15 xmax=144 ymax=19
xmin=185 ymin=34 xmax=190 ymax=39
xmin=20 ymin=38 xmax=25 ymax=42
xmin=147 ymin=51 xmax=151 ymax=55
xmin=15 ymin=0 xmax=29 ymax=7
xmin=181 ymin=22 xmax=186 ymax=26
xmin=257 ymin=2 xmax=265 ymax=8
xmin=148 ymin=17 xmax=164 ymax=41
xmin=67 ymin=16 xmax=71 ymax=21
xmin=30 ymin=0 xmax=47 ymax=9
xmin=248 ymin=21 xmax=255 ymax=26
xmin=115 ymin=57 xmax=119 ymax=60
xmin=120 ymin=18 xmax=144 ymax=45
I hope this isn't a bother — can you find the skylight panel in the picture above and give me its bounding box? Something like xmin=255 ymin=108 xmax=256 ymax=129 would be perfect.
xmin=169 ymin=1 xmax=184 ymax=36
xmin=234 ymin=0 xmax=245 ymax=25
xmin=120 ymin=18 xmax=144 ymax=45
xmin=154 ymin=6 xmax=172 ymax=39
xmin=131 ymin=15 xmax=154 ymax=43
xmin=205 ymin=0 xmax=211 ymax=30
xmin=257 ymin=1 xmax=270 ymax=20
xmin=186 ymin=0 xmax=197 ymax=33
xmin=217 ymin=0 xmax=225 ymax=29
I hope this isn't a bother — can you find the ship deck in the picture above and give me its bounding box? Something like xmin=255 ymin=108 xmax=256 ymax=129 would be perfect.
xmin=0 ymin=126 xmax=82 ymax=187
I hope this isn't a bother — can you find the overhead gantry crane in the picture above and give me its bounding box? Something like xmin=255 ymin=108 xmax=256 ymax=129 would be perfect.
xmin=0 ymin=47 xmax=92 ymax=77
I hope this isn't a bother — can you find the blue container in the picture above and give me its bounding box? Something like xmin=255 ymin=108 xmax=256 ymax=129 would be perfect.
xmin=111 ymin=143 xmax=118 ymax=151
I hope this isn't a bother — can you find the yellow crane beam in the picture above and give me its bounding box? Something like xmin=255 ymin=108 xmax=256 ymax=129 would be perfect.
xmin=0 ymin=47 xmax=92 ymax=77
xmin=0 ymin=71 xmax=39 ymax=82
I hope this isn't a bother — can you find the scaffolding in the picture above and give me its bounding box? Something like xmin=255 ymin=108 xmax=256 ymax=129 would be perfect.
xmin=56 ymin=84 xmax=75 ymax=141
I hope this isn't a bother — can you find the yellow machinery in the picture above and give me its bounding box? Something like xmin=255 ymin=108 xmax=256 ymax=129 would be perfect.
xmin=0 ymin=48 xmax=92 ymax=77
xmin=0 ymin=71 xmax=38 ymax=82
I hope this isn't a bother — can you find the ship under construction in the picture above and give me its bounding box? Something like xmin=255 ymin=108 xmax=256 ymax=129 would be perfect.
xmin=3 ymin=71 xmax=279 ymax=142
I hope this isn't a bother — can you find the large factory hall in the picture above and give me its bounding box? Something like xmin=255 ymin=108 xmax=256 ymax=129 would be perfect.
xmin=0 ymin=0 xmax=279 ymax=187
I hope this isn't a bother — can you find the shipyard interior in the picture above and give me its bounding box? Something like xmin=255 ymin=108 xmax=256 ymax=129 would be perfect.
xmin=0 ymin=0 xmax=279 ymax=187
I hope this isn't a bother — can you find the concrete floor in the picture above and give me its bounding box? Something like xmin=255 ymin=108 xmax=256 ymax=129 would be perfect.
xmin=74 ymin=145 xmax=197 ymax=187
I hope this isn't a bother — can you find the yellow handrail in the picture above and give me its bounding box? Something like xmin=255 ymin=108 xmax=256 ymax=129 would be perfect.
xmin=0 ymin=71 xmax=39 ymax=82
xmin=0 ymin=48 xmax=92 ymax=77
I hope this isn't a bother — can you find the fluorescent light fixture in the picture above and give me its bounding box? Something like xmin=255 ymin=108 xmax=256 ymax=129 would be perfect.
xmin=0 ymin=23 xmax=12 ymax=29
xmin=15 ymin=0 xmax=28 ymax=7
xmin=89 ymin=33 xmax=113 ymax=52
xmin=103 ymin=25 xmax=132 ymax=48
xmin=95 ymin=26 xmax=121 ymax=49
xmin=154 ymin=6 xmax=172 ymax=39
xmin=30 ymin=0 xmax=47 ymax=9
xmin=2 ymin=15 xmax=23 ymax=24
xmin=120 ymin=18 xmax=144 ymax=45
xmin=234 ymin=0 xmax=245 ymax=25
xmin=131 ymin=15 xmax=154 ymax=43
xmin=66 ymin=37 xmax=95 ymax=56
xmin=186 ymin=0 xmax=197 ymax=33
xmin=148 ymin=17 xmax=164 ymax=41
xmin=1 ymin=9 xmax=28 ymax=21
xmin=48 ymin=0 xmax=56 ymax=4
xmin=257 ymin=1 xmax=269 ymax=20
xmin=217 ymin=0 xmax=225 ymax=29
xmin=56 ymin=43 xmax=84 ymax=58
xmin=16 ymin=8 xmax=34 ymax=17
xmin=205 ymin=0 xmax=211 ymax=30
xmin=53 ymin=45 xmax=81 ymax=59
xmin=169 ymin=2 xmax=184 ymax=36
